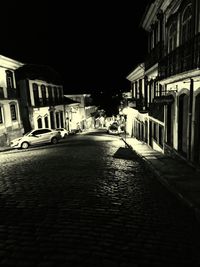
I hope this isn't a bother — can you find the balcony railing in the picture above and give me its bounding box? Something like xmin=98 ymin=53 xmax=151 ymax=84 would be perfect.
xmin=145 ymin=41 xmax=164 ymax=70
xmin=33 ymin=97 xmax=64 ymax=108
xmin=158 ymin=33 xmax=200 ymax=79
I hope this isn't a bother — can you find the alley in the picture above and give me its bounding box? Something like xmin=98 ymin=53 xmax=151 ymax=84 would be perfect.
xmin=0 ymin=130 xmax=200 ymax=266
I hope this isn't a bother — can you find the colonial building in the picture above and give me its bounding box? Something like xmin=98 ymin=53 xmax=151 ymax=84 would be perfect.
xmin=141 ymin=0 xmax=200 ymax=166
xmin=0 ymin=55 xmax=24 ymax=146
xmin=125 ymin=63 xmax=149 ymax=143
xmin=16 ymin=64 xmax=65 ymax=133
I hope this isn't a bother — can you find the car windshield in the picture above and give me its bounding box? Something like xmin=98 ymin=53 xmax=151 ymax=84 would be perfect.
xmin=24 ymin=131 xmax=32 ymax=136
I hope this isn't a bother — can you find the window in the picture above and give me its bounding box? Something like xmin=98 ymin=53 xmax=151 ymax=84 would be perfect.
xmin=48 ymin=86 xmax=53 ymax=104
xmin=10 ymin=104 xmax=17 ymax=121
xmin=44 ymin=116 xmax=49 ymax=128
xmin=168 ymin=22 xmax=177 ymax=52
xmin=33 ymin=129 xmax=51 ymax=135
xmin=37 ymin=117 xmax=42 ymax=128
xmin=56 ymin=112 xmax=60 ymax=128
xmin=155 ymin=84 xmax=164 ymax=97
xmin=60 ymin=111 xmax=64 ymax=128
xmin=6 ymin=70 xmax=14 ymax=88
xmin=181 ymin=4 xmax=192 ymax=43
xmin=41 ymin=85 xmax=46 ymax=105
xmin=39 ymin=129 xmax=51 ymax=134
xmin=0 ymin=87 xmax=4 ymax=98
xmin=0 ymin=106 xmax=3 ymax=123
xmin=33 ymin=83 xmax=39 ymax=106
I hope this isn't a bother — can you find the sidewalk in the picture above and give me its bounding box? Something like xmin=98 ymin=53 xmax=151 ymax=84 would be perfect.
xmin=120 ymin=135 xmax=200 ymax=222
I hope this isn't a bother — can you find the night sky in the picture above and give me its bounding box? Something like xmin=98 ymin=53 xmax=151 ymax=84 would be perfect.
xmin=1 ymin=1 xmax=151 ymax=113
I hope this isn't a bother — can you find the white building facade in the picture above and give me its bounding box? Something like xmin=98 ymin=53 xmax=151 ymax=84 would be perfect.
xmin=17 ymin=65 xmax=65 ymax=133
xmin=141 ymin=0 xmax=200 ymax=165
xmin=0 ymin=55 xmax=24 ymax=146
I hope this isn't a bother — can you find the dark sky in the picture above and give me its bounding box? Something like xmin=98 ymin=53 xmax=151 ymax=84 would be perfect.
xmin=1 ymin=1 xmax=151 ymax=95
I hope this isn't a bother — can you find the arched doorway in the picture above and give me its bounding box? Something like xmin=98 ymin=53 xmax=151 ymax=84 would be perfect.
xmin=44 ymin=116 xmax=49 ymax=128
xmin=37 ymin=117 xmax=42 ymax=128
xmin=178 ymin=94 xmax=189 ymax=156
xmin=194 ymin=93 xmax=200 ymax=165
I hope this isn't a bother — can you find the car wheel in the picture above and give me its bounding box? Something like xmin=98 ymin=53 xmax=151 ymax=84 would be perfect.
xmin=51 ymin=137 xmax=58 ymax=144
xmin=21 ymin=142 xmax=29 ymax=149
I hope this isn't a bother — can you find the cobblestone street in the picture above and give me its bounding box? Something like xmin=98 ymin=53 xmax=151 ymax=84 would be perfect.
xmin=0 ymin=130 xmax=200 ymax=266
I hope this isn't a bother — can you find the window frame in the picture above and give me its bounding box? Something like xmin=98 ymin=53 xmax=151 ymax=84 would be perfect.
xmin=10 ymin=103 xmax=17 ymax=121
xmin=6 ymin=70 xmax=14 ymax=88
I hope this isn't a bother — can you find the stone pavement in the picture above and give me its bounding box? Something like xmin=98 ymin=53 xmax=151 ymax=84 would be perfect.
xmin=1 ymin=132 xmax=200 ymax=223
xmin=120 ymin=135 xmax=200 ymax=223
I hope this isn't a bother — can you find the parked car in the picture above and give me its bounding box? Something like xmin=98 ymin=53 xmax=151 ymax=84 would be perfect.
xmin=107 ymin=122 xmax=124 ymax=135
xmin=55 ymin=128 xmax=69 ymax=138
xmin=10 ymin=128 xmax=61 ymax=149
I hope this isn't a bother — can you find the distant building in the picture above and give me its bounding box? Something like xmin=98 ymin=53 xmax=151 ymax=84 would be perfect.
xmin=0 ymin=55 xmax=24 ymax=146
xmin=65 ymin=94 xmax=97 ymax=130
xmin=64 ymin=96 xmax=80 ymax=132
xmin=16 ymin=64 xmax=65 ymax=132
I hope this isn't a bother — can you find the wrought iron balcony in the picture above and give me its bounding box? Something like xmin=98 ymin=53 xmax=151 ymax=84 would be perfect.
xmin=33 ymin=97 xmax=64 ymax=108
xmin=145 ymin=41 xmax=164 ymax=70
xmin=158 ymin=33 xmax=200 ymax=79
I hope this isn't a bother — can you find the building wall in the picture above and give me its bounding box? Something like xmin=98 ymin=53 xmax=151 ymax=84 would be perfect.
xmin=18 ymin=78 xmax=65 ymax=132
xmin=0 ymin=56 xmax=24 ymax=146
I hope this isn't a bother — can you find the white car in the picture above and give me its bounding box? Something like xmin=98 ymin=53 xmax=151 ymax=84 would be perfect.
xmin=55 ymin=128 xmax=69 ymax=138
xmin=107 ymin=122 xmax=125 ymax=135
xmin=10 ymin=128 xmax=61 ymax=149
